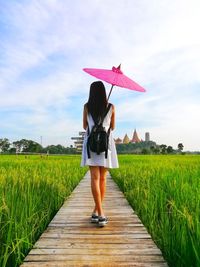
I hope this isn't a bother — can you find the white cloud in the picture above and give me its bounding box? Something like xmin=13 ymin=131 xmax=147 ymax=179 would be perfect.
xmin=1 ymin=0 xmax=200 ymax=150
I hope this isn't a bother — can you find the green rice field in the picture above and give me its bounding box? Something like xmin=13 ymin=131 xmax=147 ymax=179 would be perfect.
xmin=0 ymin=155 xmax=87 ymax=267
xmin=0 ymin=154 xmax=200 ymax=267
xmin=111 ymin=155 xmax=200 ymax=267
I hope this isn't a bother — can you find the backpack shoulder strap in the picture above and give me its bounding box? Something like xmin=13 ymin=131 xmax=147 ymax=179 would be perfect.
xmin=98 ymin=103 xmax=112 ymax=125
xmin=103 ymin=103 xmax=112 ymax=119
xmin=89 ymin=103 xmax=112 ymax=125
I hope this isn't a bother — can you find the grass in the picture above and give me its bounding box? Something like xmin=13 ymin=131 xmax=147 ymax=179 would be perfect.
xmin=1 ymin=154 xmax=200 ymax=267
xmin=110 ymin=155 xmax=200 ymax=267
xmin=0 ymin=154 xmax=87 ymax=267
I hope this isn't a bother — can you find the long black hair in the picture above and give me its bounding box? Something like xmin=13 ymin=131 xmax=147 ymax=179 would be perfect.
xmin=87 ymin=81 xmax=108 ymax=122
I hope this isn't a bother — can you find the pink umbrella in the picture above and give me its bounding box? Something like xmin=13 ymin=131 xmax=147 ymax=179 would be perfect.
xmin=83 ymin=64 xmax=146 ymax=100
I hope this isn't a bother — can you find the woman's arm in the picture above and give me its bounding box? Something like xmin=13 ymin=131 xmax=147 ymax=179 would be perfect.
xmin=110 ymin=104 xmax=115 ymax=130
xmin=83 ymin=104 xmax=88 ymax=130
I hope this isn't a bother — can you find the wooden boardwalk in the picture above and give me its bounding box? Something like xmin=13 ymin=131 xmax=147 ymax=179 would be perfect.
xmin=21 ymin=171 xmax=168 ymax=267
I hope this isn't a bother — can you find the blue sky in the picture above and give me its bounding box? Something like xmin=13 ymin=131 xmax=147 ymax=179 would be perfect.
xmin=0 ymin=0 xmax=200 ymax=151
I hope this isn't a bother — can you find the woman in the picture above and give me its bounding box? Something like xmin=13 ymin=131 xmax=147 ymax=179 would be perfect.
xmin=81 ymin=81 xmax=119 ymax=227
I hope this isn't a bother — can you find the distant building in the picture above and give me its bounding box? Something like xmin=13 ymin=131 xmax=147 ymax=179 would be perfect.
xmin=114 ymin=129 xmax=151 ymax=145
xmin=115 ymin=138 xmax=122 ymax=144
xmin=145 ymin=132 xmax=150 ymax=142
xmin=123 ymin=134 xmax=130 ymax=144
xmin=71 ymin=132 xmax=85 ymax=152
xmin=131 ymin=129 xmax=141 ymax=143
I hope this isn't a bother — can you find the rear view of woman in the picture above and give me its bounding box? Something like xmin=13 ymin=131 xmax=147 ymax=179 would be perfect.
xmin=81 ymin=81 xmax=119 ymax=227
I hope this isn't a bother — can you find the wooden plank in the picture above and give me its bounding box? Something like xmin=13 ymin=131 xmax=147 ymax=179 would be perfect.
xmin=43 ymin=226 xmax=146 ymax=233
xmin=33 ymin=240 xmax=157 ymax=249
xmin=21 ymin=262 xmax=168 ymax=267
xmin=24 ymin=254 xmax=165 ymax=262
xmin=40 ymin=233 xmax=152 ymax=239
xmin=20 ymin=171 xmax=168 ymax=267
xmin=55 ymin=210 xmax=136 ymax=214
xmin=50 ymin=219 xmax=142 ymax=224
xmin=53 ymin=215 xmax=137 ymax=219
xmin=61 ymin=204 xmax=130 ymax=207
xmin=34 ymin=238 xmax=155 ymax=244
xmin=48 ymin=223 xmax=143 ymax=228
xmin=29 ymin=248 xmax=162 ymax=255
xmin=35 ymin=237 xmax=155 ymax=244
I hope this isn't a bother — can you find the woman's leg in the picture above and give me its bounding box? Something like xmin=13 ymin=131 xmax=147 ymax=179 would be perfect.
xmin=92 ymin=166 xmax=108 ymax=214
xmin=89 ymin=166 xmax=104 ymax=216
xmin=99 ymin=166 xmax=108 ymax=202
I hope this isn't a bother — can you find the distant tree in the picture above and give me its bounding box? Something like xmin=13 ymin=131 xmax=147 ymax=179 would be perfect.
xmin=39 ymin=144 xmax=77 ymax=154
xmin=13 ymin=140 xmax=23 ymax=152
xmin=23 ymin=140 xmax=42 ymax=153
xmin=0 ymin=138 xmax=10 ymax=152
xmin=45 ymin=144 xmax=65 ymax=154
xmin=141 ymin=148 xmax=149 ymax=154
xmin=150 ymin=146 xmax=156 ymax=154
xmin=13 ymin=139 xmax=29 ymax=152
xmin=20 ymin=139 xmax=31 ymax=151
xmin=9 ymin=147 xmax=17 ymax=153
xmin=116 ymin=141 xmax=157 ymax=154
xmin=0 ymin=137 xmax=84 ymax=154
xmin=160 ymin=144 xmax=167 ymax=154
xmin=167 ymin=146 xmax=174 ymax=154
xmin=13 ymin=139 xmax=42 ymax=153
xmin=154 ymin=147 xmax=160 ymax=154
xmin=66 ymin=146 xmax=77 ymax=154
xmin=178 ymin=143 xmax=184 ymax=152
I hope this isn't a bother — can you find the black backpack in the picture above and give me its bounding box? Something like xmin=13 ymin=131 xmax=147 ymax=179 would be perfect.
xmin=87 ymin=103 xmax=112 ymax=159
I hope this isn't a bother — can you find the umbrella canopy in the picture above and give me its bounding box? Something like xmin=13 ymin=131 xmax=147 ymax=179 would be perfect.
xmin=83 ymin=64 xmax=146 ymax=100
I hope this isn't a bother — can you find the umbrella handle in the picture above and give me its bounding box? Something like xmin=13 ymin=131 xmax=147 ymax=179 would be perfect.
xmin=107 ymin=84 xmax=114 ymax=101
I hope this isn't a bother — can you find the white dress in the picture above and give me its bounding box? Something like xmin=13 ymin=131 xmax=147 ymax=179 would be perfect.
xmin=81 ymin=105 xmax=119 ymax=168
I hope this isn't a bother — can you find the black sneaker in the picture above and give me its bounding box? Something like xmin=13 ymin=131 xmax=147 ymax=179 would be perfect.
xmin=98 ymin=216 xmax=108 ymax=226
xmin=91 ymin=213 xmax=99 ymax=223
